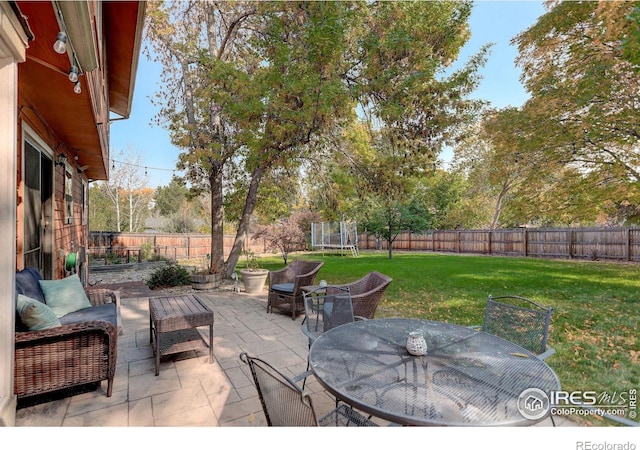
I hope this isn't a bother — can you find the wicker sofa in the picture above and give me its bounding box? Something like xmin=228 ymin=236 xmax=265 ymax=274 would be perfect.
xmin=14 ymin=268 xmax=120 ymax=400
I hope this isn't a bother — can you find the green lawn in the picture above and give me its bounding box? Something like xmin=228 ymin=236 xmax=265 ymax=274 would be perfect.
xmin=254 ymin=250 xmax=640 ymax=425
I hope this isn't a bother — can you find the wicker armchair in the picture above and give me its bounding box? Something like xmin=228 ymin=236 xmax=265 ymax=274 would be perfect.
xmin=326 ymin=271 xmax=392 ymax=319
xmin=14 ymin=286 xmax=120 ymax=400
xmin=267 ymin=260 xmax=324 ymax=320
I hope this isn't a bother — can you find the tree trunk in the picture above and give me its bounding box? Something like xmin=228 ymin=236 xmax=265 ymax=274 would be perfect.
xmin=115 ymin=191 xmax=121 ymax=232
xmin=128 ymin=192 xmax=133 ymax=232
xmin=225 ymin=165 xmax=265 ymax=277
xmin=209 ymin=166 xmax=225 ymax=274
xmin=491 ymin=182 xmax=510 ymax=229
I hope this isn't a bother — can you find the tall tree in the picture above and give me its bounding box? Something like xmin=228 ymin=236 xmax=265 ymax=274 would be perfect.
xmin=451 ymin=126 xmax=517 ymax=228
xmin=146 ymin=2 xmax=257 ymax=274
xmin=146 ymin=1 xmax=353 ymax=276
xmin=352 ymin=1 xmax=489 ymax=159
xmin=88 ymin=184 xmax=115 ymax=231
xmin=508 ymin=1 xmax=640 ymax=224
xmin=153 ymin=176 xmax=191 ymax=217
xmin=127 ymin=187 xmax=154 ymax=232
xmin=412 ymin=169 xmax=468 ymax=230
xmin=344 ymin=1 xmax=488 ymax=254
xmin=98 ymin=148 xmax=150 ymax=232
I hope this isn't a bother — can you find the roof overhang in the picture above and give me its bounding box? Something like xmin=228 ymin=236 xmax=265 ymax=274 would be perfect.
xmin=16 ymin=1 xmax=145 ymax=181
xmin=103 ymin=1 xmax=145 ymax=119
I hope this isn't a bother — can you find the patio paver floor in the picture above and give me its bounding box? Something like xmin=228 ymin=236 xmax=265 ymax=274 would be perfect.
xmin=14 ymin=286 xmax=575 ymax=428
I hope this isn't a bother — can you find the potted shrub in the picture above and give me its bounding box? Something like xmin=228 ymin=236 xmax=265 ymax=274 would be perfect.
xmin=239 ymin=250 xmax=268 ymax=294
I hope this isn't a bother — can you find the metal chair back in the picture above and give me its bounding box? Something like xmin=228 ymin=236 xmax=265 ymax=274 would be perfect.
xmin=240 ymin=352 xmax=318 ymax=426
xmin=482 ymin=295 xmax=553 ymax=356
xmin=302 ymin=286 xmax=353 ymax=346
xmin=240 ymin=351 xmax=377 ymax=427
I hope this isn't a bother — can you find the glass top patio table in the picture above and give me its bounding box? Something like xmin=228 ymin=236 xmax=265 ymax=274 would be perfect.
xmin=308 ymin=318 xmax=561 ymax=426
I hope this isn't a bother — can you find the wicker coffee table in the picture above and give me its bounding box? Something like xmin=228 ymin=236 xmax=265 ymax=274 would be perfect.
xmin=149 ymin=294 xmax=214 ymax=375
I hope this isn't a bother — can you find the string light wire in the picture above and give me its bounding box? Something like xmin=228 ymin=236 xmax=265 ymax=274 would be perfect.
xmin=110 ymin=158 xmax=178 ymax=176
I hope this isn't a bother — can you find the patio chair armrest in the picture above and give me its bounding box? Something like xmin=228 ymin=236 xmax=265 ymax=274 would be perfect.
xmin=301 ymin=326 xmax=318 ymax=345
xmin=536 ymin=346 xmax=555 ymax=360
xmin=85 ymin=288 xmax=122 ymax=334
xmin=86 ymin=288 xmax=121 ymax=308
xmin=290 ymin=369 xmax=313 ymax=386
xmin=15 ymin=320 xmax=117 ymax=344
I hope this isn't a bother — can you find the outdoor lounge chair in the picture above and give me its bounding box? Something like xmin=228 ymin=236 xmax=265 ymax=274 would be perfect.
xmin=239 ymin=352 xmax=377 ymax=426
xmin=325 ymin=271 xmax=392 ymax=319
xmin=267 ymin=260 xmax=324 ymax=320
xmin=480 ymin=294 xmax=555 ymax=360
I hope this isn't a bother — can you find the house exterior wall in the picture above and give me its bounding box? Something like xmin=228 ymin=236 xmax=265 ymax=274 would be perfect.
xmin=0 ymin=1 xmax=28 ymax=427
xmin=16 ymin=112 xmax=90 ymax=279
xmin=2 ymin=1 xmax=143 ymax=425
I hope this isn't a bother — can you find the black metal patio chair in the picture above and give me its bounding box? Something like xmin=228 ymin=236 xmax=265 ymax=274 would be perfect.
xmin=301 ymin=286 xmax=357 ymax=346
xmin=481 ymin=295 xmax=555 ymax=360
xmin=239 ymin=352 xmax=377 ymax=427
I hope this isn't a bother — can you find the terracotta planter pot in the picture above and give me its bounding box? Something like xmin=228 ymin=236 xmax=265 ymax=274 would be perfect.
xmin=190 ymin=272 xmax=220 ymax=290
xmin=240 ymin=269 xmax=268 ymax=294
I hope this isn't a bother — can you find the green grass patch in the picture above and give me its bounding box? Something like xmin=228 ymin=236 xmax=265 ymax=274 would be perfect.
xmin=255 ymin=250 xmax=640 ymax=425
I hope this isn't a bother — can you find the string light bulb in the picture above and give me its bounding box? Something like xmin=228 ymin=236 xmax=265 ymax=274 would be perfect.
xmin=73 ymin=81 xmax=82 ymax=95
xmin=53 ymin=32 xmax=67 ymax=54
xmin=68 ymin=66 xmax=79 ymax=83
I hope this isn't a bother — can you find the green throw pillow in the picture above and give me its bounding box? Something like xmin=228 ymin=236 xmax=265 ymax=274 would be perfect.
xmin=39 ymin=274 xmax=91 ymax=318
xmin=17 ymin=294 xmax=61 ymax=330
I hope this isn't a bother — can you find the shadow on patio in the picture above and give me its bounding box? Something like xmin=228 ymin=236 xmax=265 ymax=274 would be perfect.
xmin=14 ymin=283 xmax=567 ymax=427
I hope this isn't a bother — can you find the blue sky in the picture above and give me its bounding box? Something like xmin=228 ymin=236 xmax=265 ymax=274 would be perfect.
xmin=109 ymin=1 xmax=546 ymax=188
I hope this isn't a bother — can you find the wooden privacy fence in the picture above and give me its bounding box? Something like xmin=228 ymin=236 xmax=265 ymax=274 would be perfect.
xmin=357 ymin=227 xmax=640 ymax=262
xmin=90 ymin=227 xmax=640 ymax=264
xmin=88 ymin=232 xmax=267 ymax=263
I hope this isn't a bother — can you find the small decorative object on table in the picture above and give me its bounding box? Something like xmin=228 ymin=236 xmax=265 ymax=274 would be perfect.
xmin=406 ymin=331 xmax=427 ymax=356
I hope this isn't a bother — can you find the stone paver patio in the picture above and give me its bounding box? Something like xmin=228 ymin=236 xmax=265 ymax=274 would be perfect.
xmin=14 ymin=284 xmax=572 ymax=428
